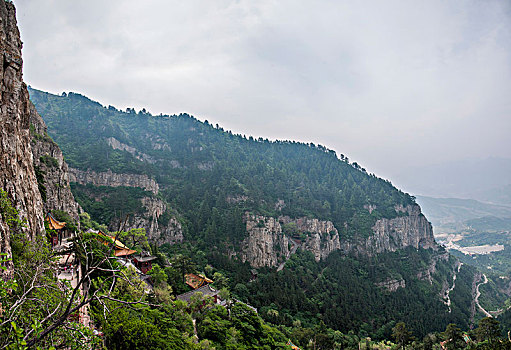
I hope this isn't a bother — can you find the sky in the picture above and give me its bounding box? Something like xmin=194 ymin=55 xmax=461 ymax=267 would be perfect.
xmin=13 ymin=0 xmax=511 ymax=191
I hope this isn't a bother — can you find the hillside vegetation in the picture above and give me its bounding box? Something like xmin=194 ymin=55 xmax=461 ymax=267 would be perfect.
xmin=29 ymin=87 xmax=484 ymax=339
xmin=29 ymin=87 xmax=414 ymax=245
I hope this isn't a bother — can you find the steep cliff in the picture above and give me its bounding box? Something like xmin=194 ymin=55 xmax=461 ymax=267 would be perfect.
xmin=241 ymin=213 xmax=340 ymax=267
xmin=341 ymin=204 xmax=437 ymax=256
xmin=241 ymin=204 xmax=437 ymax=268
xmin=279 ymin=215 xmax=341 ymax=261
xmin=0 ymin=1 xmax=44 ymax=266
xmin=69 ymin=168 xmax=159 ymax=194
xmin=111 ymin=197 xmax=184 ymax=245
xmin=69 ymin=169 xmax=183 ymax=244
xmin=240 ymin=214 xmax=290 ymax=268
xmin=29 ymin=104 xmax=80 ymax=220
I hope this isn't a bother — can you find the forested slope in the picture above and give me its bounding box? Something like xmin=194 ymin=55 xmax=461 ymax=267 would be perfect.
xmin=29 ymin=87 xmax=481 ymax=338
xmin=29 ymin=87 xmax=414 ymax=244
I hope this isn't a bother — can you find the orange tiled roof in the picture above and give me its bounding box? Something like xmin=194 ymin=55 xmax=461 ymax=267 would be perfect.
xmin=46 ymin=213 xmax=66 ymax=230
xmin=114 ymin=248 xmax=137 ymax=257
xmin=96 ymin=231 xmax=137 ymax=257
xmin=185 ymin=273 xmax=213 ymax=289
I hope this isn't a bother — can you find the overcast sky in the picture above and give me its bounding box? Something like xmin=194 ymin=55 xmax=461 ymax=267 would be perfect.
xmin=13 ymin=0 xmax=511 ymax=189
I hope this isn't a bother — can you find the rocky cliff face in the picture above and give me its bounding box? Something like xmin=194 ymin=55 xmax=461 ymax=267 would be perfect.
xmin=341 ymin=205 xmax=437 ymax=256
xmin=375 ymin=278 xmax=406 ymax=292
xmin=240 ymin=214 xmax=290 ymax=268
xmin=107 ymin=137 xmax=155 ymax=164
xmin=69 ymin=168 xmax=159 ymax=194
xmin=241 ymin=213 xmax=339 ymax=267
xmin=68 ymin=167 xmax=183 ymax=244
xmin=279 ymin=215 xmax=341 ymax=261
xmin=241 ymin=204 xmax=437 ymax=268
xmin=29 ymin=104 xmax=80 ymax=220
xmin=111 ymin=197 xmax=184 ymax=245
xmin=0 ymin=1 xmax=45 ymax=266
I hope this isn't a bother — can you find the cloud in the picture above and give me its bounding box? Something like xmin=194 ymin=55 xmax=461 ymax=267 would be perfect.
xmin=14 ymin=0 xmax=511 ymax=180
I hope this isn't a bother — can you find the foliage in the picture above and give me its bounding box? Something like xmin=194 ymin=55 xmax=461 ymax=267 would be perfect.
xmin=392 ymin=322 xmax=412 ymax=350
xmin=442 ymin=323 xmax=465 ymax=350
xmin=71 ymin=183 xmax=150 ymax=228
xmin=39 ymin=155 xmax=59 ymax=168
xmin=33 ymin=165 xmax=47 ymax=203
xmin=51 ymin=209 xmax=78 ymax=232
xmin=116 ymin=227 xmax=150 ymax=253
xmin=0 ymin=190 xmax=24 ymax=231
xmin=0 ymin=192 xmax=100 ymax=348
xmin=29 ymin=86 xmax=415 ymax=251
xmin=475 ymin=317 xmax=501 ymax=344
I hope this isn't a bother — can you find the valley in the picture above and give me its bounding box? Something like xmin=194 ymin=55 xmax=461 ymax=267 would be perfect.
xmin=1 ymin=0 xmax=510 ymax=348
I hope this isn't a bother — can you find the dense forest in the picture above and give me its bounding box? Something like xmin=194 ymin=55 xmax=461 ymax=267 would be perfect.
xmin=2 ymin=189 xmax=510 ymax=349
xmin=27 ymin=87 xmax=500 ymax=341
xmin=29 ymin=87 xmax=414 ymax=245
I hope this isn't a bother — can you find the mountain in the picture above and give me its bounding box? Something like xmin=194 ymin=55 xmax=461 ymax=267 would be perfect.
xmin=28 ymin=87 xmax=487 ymax=337
xmin=416 ymin=195 xmax=511 ymax=233
xmin=3 ymin=1 xmax=508 ymax=346
xmin=473 ymin=184 xmax=511 ymax=207
xmin=28 ymin=87 xmax=436 ymax=260
xmin=393 ymin=158 xmax=511 ymax=205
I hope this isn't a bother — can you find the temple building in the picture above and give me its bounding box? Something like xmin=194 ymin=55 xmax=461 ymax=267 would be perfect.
xmin=45 ymin=213 xmax=66 ymax=246
xmin=91 ymin=230 xmax=137 ymax=257
xmin=185 ymin=273 xmax=213 ymax=289
xmin=132 ymin=252 xmax=157 ymax=274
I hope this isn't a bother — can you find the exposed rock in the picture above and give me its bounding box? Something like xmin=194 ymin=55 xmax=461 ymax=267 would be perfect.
xmin=145 ymin=133 xmax=171 ymax=151
xmin=69 ymin=168 xmax=159 ymax=194
xmin=0 ymin=1 xmax=45 ymax=268
xmin=274 ymin=199 xmax=286 ymax=211
xmin=169 ymin=160 xmax=181 ymax=168
xmin=241 ymin=204 xmax=436 ymax=268
xmin=197 ymin=162 xmax=214 ymax=170
xmin=364 ymin=204 xmax=376 ymax=214
xmin=375 ymin=278 xmax=406 ymax=292
xmin=106 ymin=137 xmax=155 ymax=164
xmin=111 ymin=197 xmax=183 ymax=245
xmin=417 ymin=251 xmax=449 ymax=283
xmin=279 ymin=216 xmax=340 ymax=261
xmin=342 ymin=204 xmax=437 ymax=256
xmin=242 ymin=214 xmax=338 ymax=267
xmin=240 ymin=214 xmax=290 ymax=268
xmin=29 ymin=104 xmax=80 ymax=220
xmin=226 ymin=195 xmax=248 ymax=204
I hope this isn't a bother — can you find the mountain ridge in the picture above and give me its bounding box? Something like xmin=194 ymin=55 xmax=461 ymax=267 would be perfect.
xmin=28 ymin=87 xmax=434 ymax=258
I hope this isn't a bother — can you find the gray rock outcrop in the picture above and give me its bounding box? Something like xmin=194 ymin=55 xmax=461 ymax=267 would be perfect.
xmin=375 ymin=278 xmax=406 ymax=292
xmin=341 ymin=205 xmax=437 ymax=256
xmin=1 ymin=1 xmax=45 ymax=268
xmin=241 ymin=204 xmax=437 ymax=268
xmin=29 ymin=104 xmax=80 ymax=220
xmin=240 ymin=214 xmax=290 ymax=268
xmin=69 ymin=168 xmax=159 ymax=194
xmin=241 ymin=213 xmax=339 ymax=267
xmin=107 ymin=137 xmax=155 ymax=164
xmin=112 ymin=197 xmax=184 ymax=245
xmin=279 ymin=215 xmax=341 ymax=261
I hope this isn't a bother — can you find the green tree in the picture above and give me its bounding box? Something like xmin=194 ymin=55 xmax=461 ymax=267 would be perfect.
xmin=392 ymin=322 xmax=412 ymax=350
xmin=442 ymin=323 xmax=465 ymax=350
xmin=148 ymin=264 xmax=167 ymax=287
xmin=475 ymin=317 xmax=501 ymax=345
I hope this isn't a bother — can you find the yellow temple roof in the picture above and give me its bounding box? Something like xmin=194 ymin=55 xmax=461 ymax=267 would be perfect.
xmin=46 ymin=213 xmax=66 ymax=230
